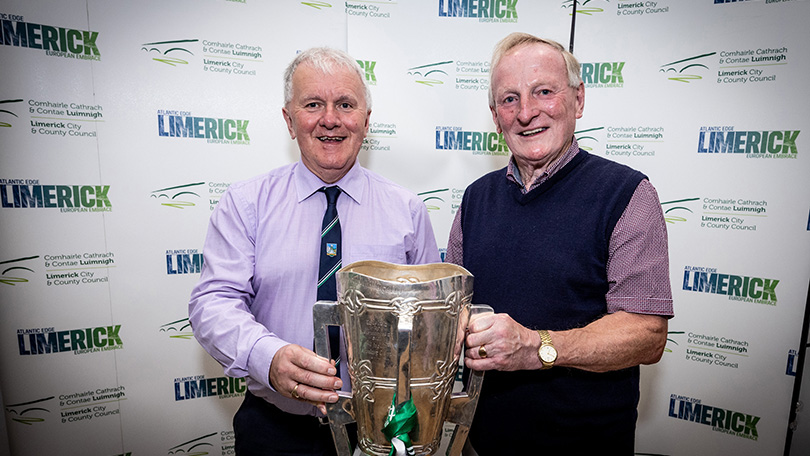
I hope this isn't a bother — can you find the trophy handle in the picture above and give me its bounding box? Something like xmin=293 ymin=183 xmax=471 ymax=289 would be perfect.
xmin=313 ymin=300 xmax=340 ymax=360
xmin=313 ymin=301 xmax=356 ymax=456
xmin=326 ymin=394 xmax=355 ymax=456
xmin=445 ymin=303 xmax=493 ymax=456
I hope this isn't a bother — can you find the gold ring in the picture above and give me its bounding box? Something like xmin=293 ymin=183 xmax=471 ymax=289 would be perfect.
xmin=291 ymin=383 xmax=301 ymax=400
xmin=478 ymin=345 xmax=487 ymax=359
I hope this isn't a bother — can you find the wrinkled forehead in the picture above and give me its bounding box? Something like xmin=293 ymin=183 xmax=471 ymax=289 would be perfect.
xmin=496 ymin=45 xmax=570 ymax=89
xmin=497 ymin=42 xmax=564 ymax=73
xmin=292 ymin=62 xmax=366 ymax=101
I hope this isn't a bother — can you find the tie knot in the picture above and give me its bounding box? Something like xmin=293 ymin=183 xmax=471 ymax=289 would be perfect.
xmin=321 ymin=186 xmax=341 ymax=205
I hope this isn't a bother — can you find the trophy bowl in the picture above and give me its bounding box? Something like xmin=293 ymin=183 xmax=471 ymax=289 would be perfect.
xmin=313 ymin=260 xmax=491 ymax=456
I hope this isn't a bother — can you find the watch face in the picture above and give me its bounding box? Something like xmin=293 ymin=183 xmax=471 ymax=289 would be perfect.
xmin=539 ymin=345 xmax=557 ymax=363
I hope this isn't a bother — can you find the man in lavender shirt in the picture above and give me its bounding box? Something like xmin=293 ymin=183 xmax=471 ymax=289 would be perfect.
xmin=447 ymin=33 xmax=674 ymax=454
xmin=189 ymin=47 xmax=440 ymax=455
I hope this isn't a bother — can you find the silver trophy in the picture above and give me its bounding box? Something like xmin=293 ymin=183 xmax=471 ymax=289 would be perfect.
xmin=313 ymin=260 xmax=491 ymax=456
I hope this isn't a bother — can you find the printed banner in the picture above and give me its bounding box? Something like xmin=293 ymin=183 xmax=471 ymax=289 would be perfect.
xmin=1 ymin=1 xmax=808 ymax=455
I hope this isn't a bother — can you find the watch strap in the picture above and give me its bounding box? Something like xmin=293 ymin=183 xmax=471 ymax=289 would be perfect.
xmin=537 ymin=329 xmax=556 ymax=369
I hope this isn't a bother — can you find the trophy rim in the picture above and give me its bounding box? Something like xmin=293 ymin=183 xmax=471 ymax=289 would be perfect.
xmin=338 ymin=260 xmax=472 ymax=284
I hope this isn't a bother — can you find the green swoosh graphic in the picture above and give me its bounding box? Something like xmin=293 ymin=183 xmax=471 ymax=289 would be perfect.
xmin=302 ymin=1 xmax=331 ymax=8
xmin=415 ymin=79 xmax=444 ymax=87
xmin=162 ymin=201 xmax=195 ymax=209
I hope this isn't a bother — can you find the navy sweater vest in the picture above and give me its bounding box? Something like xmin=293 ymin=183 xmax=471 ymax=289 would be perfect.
xmin=461 ymin=150 xmax=646 ymax=453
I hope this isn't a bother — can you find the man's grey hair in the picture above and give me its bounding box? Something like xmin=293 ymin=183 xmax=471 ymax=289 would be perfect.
xmin=283 ymin=47 xmax=372 ymax=110
xmin=488 ymin=32 xmax=582 ymax=108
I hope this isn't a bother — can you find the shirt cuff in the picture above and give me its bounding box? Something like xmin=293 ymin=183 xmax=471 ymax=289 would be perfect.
xmin=606 ymin=296 xmax=674 ymax=318
xmin=246 ymin=335 xmax=290 ymax=391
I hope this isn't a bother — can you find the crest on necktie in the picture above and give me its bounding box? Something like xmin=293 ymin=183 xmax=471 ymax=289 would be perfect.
xmin=326 ymin=243 xmax=338 ymax=257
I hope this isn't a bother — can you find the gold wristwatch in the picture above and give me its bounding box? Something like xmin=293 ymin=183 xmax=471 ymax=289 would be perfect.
xmin=537 ymin=330 xmax=557 ymax=370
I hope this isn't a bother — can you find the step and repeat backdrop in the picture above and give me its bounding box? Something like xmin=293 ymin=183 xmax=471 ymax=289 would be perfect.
xmin=1 ymin=1 xmax=809 ymax=455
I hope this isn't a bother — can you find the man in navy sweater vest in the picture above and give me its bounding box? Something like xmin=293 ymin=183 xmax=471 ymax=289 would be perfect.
xmin=445 ymin=33 xmax=674 ymax=455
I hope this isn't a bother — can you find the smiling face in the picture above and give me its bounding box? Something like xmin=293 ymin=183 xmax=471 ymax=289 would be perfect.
xmin=490 ymin=42 xmax=584 ymax=181
xmin=282 ymin=61 xmax=371 ymax=184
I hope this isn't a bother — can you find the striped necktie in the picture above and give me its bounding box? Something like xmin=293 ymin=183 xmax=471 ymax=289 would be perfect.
xmin=317 ymin=186 xmax=342 ymax=363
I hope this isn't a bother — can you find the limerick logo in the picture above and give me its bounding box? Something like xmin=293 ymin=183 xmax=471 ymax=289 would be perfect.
xmin=175 ymin=375 xmax=246 ymax=401
xmin=1 ymin=180 xmax=112 ymax=212
xmin=581 ymin=62 xmax=624 ymax=88
xmin=18 ymin=325 xmax=124 ymax=356
xmin=168 ymin=433 xmax=216 ymax=456
xmin=356 ymin=60 xmax=377 ymax=85
xmin=439 ymin=0 xmax=518 ymax=22
xmin=0 ymin=16 xmax=100 ymax=60
xmin=683 ymin=265 xmax=779 ymax=306
xmin=407 ymin=61 xmax=452 ymax=87
xmin=435 ymin=126 xmax=509 ymax=155
xmin=151 ymin=183 xmax=205 ymax=209
xmin=660 ymin=52 xmax=716 ymax=83
xmin=698 ymin=127 xmax=798 ymax=158
xmin=160 ymin=318 xmax=194 ymax=340
xmin=141 ymin=39 xmax=199 ymax=66
xmin=669 ymin=394 xmax=760 ymax=441
xmin=142 ymin=38 xmax=261 ymax=76
xmin=418 ymin=189 xmax=449 ymax=212
xmin=661 ymin=197 xmax=699 ymax=224
xmin=0 ymin=99 xmax=23 ymax=128
xmin=5 ymin=396 xmax=53 ymax=425
xmin=302 ymin=1 xmax=332 ymax=9
xmin=562 ymin=0 xmax=607 ymax=16
xmin=787 ymin=349 xmax=799 ymax=376
xmin=167 ymin=249 xmax=204 ymax=274
xmin=158 ymin=110 xmax=250 ymax=144
xmin=1 ymin=255 xmax=38 ymax=286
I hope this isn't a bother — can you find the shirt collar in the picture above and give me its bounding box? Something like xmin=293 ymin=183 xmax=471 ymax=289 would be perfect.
xmin=506 ymin=137 xmax=580 ymax=192
xmin=294 ymin=159 xmax=365 ymax=204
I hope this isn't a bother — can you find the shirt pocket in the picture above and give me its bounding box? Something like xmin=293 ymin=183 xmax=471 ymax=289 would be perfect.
xmin=348 ymin=244 xmax=407 ymax=265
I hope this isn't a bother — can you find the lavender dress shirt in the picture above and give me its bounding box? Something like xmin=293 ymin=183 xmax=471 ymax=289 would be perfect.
xmin=189 ymin=160 xmax=441 ymax=416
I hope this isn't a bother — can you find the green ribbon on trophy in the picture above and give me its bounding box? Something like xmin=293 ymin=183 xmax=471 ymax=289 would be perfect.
xmin=382 ymin=394 xmax=417 ymax=456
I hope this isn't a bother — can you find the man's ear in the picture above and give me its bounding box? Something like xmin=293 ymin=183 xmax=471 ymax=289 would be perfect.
xmin=490 ymin=106 xmax=502 ymax=134
xmin=364 ymin=109 xmax=371 ymax=134
xmin=575 ymin=83 xmax=585 ymax=119
xmin=282 ymin=107 xmax=296 ymax=139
